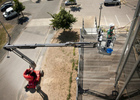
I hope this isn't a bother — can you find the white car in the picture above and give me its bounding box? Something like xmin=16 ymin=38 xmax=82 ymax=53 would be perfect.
xmin=104 ymin=0 xmax=121 ymax=5
xmin=65 ymin=0 xmax=77 ymax=5
xmin=3 ymin=7 xmax=17 ymax=20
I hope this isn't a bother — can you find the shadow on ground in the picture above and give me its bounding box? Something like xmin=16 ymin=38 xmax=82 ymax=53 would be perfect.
xmin=38 ymin=89 xmax=49 ymax=100
xmin=104 ymin=3 xmax=121 ymax=9
xmin=18 ymin=17 xmax=29 ymax=25
xmin=57 ymin=31 xmax=79 ymax=43
xmin=78 ymin=86 xmax=118 ymax=100
xmin=70 ymin=6 xmax=82 ymax=12
xmin=25 ymin=88 xmax=36 ymax=93
xmin=104 ymin=3 xmax=121 ymax=7
xmin=36 ymin=0 xmax=41 ymax=3
xmin=25 ymin=88 xmax=49 ymax=100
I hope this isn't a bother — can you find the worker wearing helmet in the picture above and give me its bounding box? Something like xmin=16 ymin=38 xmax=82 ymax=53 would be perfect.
xmin=106 ymin=23 xmax=115 ymax=47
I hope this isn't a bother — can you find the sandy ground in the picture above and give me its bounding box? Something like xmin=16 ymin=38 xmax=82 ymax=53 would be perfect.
xmin=26 ymin=29 xmax=80 ymax=100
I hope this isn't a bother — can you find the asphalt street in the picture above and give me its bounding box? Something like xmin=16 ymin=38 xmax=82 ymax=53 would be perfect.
xmin=0 ymin=0 xmax=61 ymax=100
xmin=23 ymin=0 xmax=61 ymax=19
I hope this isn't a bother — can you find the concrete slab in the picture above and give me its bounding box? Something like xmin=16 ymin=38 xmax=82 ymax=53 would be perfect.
xmin=73 ymin=16 xmax=95 ymax=28
xmin=26 ymin=18 xmax=52 ymax=27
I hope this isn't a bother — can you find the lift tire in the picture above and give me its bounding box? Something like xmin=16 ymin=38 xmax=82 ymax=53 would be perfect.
xmin=35 ymin=84 xmax=41 ymax=92
xmin=24 ymin=85 xmax=29 ymax=92
xmin=40 ymin=70 xmax=44 ymax=77
xmin=104 ymin=3 xmax=107 ymax=6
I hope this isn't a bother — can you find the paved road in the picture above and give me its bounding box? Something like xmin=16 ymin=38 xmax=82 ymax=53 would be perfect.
xmin=23 ymin=0 xmax=61 ymax=19
xmin=66 ymin=0 xmax=138 ymax=27
xmin=0 ymin=0 xmax=61 ymax=100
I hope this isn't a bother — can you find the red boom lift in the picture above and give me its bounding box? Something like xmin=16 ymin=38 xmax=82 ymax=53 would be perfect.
xmin=23 ymin=68 xmax=44 ymax=90
xmin=4 ymin=42 xmax=95 ymax=91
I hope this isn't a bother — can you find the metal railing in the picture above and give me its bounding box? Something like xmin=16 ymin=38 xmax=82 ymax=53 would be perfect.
xmin=76 ymin=29 xmax=85 ymax=100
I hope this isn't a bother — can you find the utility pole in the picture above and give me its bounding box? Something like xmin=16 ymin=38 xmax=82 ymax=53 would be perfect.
xmin=98 ymin=3 xmax=103 ymax=28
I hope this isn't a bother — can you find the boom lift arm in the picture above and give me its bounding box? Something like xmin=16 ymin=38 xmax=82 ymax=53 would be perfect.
xmin=4 ymin=42 xmax=97 ymax=69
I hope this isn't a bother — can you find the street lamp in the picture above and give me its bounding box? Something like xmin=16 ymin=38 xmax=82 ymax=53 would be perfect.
xmin=0 ymin=21 xmax=11 ymax=45
xmin=98 ymin=3 xmax=103 ymax=28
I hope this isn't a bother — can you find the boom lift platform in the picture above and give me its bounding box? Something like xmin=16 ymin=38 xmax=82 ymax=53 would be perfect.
xmin=96 ymin=28 xmax=116 ymax=55
xmin=81 ymin=18 xmax=116 ymax=55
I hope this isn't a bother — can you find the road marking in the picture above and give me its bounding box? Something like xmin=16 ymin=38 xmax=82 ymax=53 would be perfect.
xmin=115 ymin=15 xmax=120 ymax=26
xmin=104 ymin=15 xmax=108 ymax=26
xmin=19 ymin=0 xmax=29 ymax=2
xmin=126 ymin=14 xmax=131 ymax=22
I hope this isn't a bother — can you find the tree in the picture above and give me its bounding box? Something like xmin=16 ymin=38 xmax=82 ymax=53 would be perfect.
xmin=48 ymin=8 xmax=77 ymax=30
xmin=13 ymin=0 xmax=25 ymax=17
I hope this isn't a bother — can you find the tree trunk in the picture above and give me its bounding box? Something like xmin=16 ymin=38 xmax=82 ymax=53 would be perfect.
xmin=17 ymin=13 xmax=20 ymax=24
xmin=21 ymin=11 xmax=24 ymax=18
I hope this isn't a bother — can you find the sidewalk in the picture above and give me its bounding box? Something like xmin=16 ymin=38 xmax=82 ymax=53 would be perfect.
xmin=0 ymin=17 xmax=53 ymax=100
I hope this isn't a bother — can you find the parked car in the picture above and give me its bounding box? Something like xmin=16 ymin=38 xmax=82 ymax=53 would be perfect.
xmin=0 ymin=1 xmax=13 ymax=12
xmin=3 ymin=7 xmax=17 ymax=20
xmin=65 ymin=0 xmax=77 ymax=5
xmin=104 ymin=0 xmax=121 ymax=5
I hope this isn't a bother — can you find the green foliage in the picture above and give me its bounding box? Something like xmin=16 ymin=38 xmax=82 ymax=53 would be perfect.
xmin=48 ymin=8 xmax=77 ymax=30
xmin=75 ymin=60 xmax=78 ymax=71
xmin=0 ymin=0 xmax=2 ymax=3
xmin=13 ymin=0 xmax=25 ymax=14
xmin=67 ymin=72 xmax=73 ymax=100
xmin=126 ymin=28 xmax=129 ymax=32
xmin=69 ymin=72 xmax=73 ymax=84
xmin=67 ymin=92 xmax=71 ymax=100
xmin=75 ymin=66 xmax=78 ymax=71
xmin=76 ymin=60 xmax=78 ymax=65
xmin=73 ymin=47 xmax=75 ymax=56
xmin=69 ymin=0 xmax=75 ymax=2
xmin=72 ymin=60 xmax=75 ymax=70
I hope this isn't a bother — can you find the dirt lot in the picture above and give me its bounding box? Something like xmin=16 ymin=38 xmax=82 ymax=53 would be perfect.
xmin=26 ymin=29 xmax=80 ymax=100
